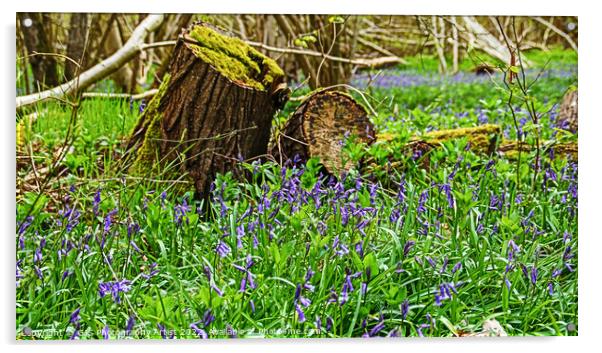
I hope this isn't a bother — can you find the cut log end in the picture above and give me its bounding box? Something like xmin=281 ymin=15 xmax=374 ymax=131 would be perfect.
xmin=271 ymin=89 xmax=376 ymax=175
xmin=558 ymin=88 xmax=578 ymax=133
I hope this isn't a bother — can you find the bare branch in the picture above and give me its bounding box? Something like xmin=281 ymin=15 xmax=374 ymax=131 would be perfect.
xmin=532 ymin=16 xmax=577 ymax=52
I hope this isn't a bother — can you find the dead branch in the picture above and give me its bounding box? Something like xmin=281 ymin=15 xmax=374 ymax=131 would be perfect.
xmin=532 ymin=16 xmax=577 ymax=52
xmin=245 ymin=40 xmax=403 ymax=67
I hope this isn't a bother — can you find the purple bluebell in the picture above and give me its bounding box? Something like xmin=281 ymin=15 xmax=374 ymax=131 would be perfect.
xmin=126 ymin=316 xmax=135 ymax=336
xmin=190 ymin=323 xmax=207 ymax=338
xmin=157 ymin=323 xmax=167 ymax=339
xmin=93 ymin=189 xmax=101 ymax=216
xmin=403 ymin=240 xmax=415 ymax=257
xmin=315 ymin=316 xmax=322 ymax=332
xmin=34 ymin=247 xmax=42 ymax=263
xmin=70 ymin=307 xmax=81 ymax=324
xmin=401 ymin=299 xmax=409 ymax=320
xmin=103 ymin=209 xmax=118 ymax=234
xmin=17 ymin=216 xmax=33 ymax=236
xmin=515 ymin=194 xmax=523 ymax=204
xmin=325 ymin=316 xmax=333 ymax=332
xmin=439 ymin=257 xmax=449 ymax=274
xmin=102 ymin=324 xmax=109 ymax=339
xmin=98 ymin=279 xmax=131 ymax=303
xmin=451 ymin=262 xmax=462 ymax=274
xmin=439 ymin=183 xmax=454 ymax=208
xmin=295 ymin=303 xmax=306 ymax=323
xmin=417 ymin=190 xmax=429 ymax=214
xmin=530 ymin=267 xmax=538 ymax=285
xmin=141 ymin=262 xmax=159 ymax=280
xmin=232 ymin=254 xmax=256 ymax=292
xmin=202 ymin=309 xmax=215 ymax=327
xmin=174 ymin=197 xmax=191 ymax=226
xmin=216 ymin=240 xmax=231 ymax=258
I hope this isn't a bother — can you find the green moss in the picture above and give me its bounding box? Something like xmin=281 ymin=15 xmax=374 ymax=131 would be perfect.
xmin=422 ymin=124 xmax=501 ymax=151
xmin=187 ymin=26 xmax=284 ymax=91
xmin=129 ymin=74 xmax=172 ymax=175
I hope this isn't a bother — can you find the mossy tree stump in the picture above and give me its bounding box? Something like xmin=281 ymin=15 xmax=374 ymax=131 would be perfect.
xmin=270 ymin=90 xmax=376 ymax=174
xmin=127 ymin=22 xmax=287 ymax=196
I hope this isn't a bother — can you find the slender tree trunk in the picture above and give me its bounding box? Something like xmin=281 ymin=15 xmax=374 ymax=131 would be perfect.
xmin=65 ymin=13 xmax=89 ymax=80
xmin=17 ymin=13 xmax=60 ymax=90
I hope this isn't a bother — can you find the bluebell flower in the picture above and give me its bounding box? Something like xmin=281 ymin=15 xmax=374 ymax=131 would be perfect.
xmin=403 ymin=240 xmax=415 ymax=257
xmin=190 ymin=323 xmax=207 ymax=338
xmin=141 ymin=262 xmax=159 ymax=280
xmin=216 ymin=240 xmax=231 ymax=258
xmin=451 ymin=262 xmax=462 ymax=274
xmin=93 ymin=189 xmax=101 ymax=216
xmin=439 ymin=183 xmax=454 ymax=208
xmin=126 ymin=316 xmax=135 ymax=336
xmin=17 ymin=216 xmax=33 ymax=236
xmin=295 ymin=303 xmax=306 ymax=323
xmin=98 ymin=279 xmax=131 ymax=303
xmin=530 ymin=267 xmax=538 ymax=285
xmin=70 ymin=307 xmax=81 ymax=325
xmin=232 ymin=254 xmax=256 ymax=292
xmin=401 ymin=299 xmax=409 ymax=320
xmin=417 ymin=190 xmax=429 ymax=214
xmin=174 ymin=197 xmax=191 ymax=226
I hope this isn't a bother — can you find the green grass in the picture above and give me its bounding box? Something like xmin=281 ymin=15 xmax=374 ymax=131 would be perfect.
xmin=16 ymin=50 xmax=578 ymax=339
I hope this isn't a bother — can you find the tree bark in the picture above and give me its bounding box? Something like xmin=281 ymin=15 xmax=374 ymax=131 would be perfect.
xmin=126 ymin=22 xmax=287 ymax=197
xmin=270 ymin=89 xmax=376 ymax=174
xmin=65 ymin=13 xmax=89 ymax=80
xmin=18 ymin=13 xmax=60 ymax=90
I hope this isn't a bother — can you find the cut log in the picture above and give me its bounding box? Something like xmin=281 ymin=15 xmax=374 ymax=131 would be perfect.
xmin=557 ymin=89 xmax=578 ymax=133
xmin=269 ymin=89 xmax=376 ymax=174
xmin=126 ymin=22 xmax=287 ymax=197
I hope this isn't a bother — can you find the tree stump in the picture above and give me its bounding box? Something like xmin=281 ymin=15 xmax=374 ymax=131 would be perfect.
xmin=126 ymin=22 xmax=287 ymax=196
xmin=558 ymin=89 xmax=578 ymax=133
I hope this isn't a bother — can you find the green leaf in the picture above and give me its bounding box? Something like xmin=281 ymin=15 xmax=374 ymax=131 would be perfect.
xmin=363 ymin=253 xmax=379 ymax=277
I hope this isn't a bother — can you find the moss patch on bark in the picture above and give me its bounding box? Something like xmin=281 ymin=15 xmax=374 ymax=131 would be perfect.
xmin=129 ymin=74 xmax=172 ymax=176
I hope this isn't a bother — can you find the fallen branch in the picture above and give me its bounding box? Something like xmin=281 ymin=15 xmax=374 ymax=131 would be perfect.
xmin=81 ymin=89 xmax=159 ymax=101
xmin=16 ymin=14 xmax=165 ymax=109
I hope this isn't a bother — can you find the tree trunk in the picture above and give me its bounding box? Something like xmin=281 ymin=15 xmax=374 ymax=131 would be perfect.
xmin=18 ymin=13 xmax=60 ymax=90
xmin=65 ymin=13 xmax=89 ymax=80
xmin=270 ymin=89 xmax=376 ymax=174
xmin=126 ymin=22 xmax=287 ymax=197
